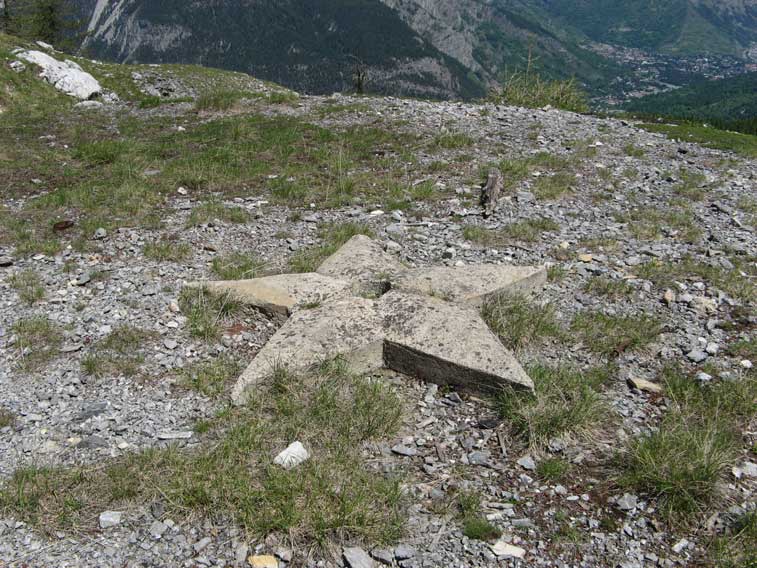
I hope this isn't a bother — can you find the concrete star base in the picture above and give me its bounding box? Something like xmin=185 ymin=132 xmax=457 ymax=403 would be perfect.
xmin=190 ymin=236 xmax=546 ymax=405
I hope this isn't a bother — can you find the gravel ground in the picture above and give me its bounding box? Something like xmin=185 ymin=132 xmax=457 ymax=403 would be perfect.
xmin=0 ymin=81 xmax=755 ymax=567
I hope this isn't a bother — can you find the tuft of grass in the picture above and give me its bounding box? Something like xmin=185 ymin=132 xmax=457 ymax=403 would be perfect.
xmin=674 ymin=169 xmax=708 ymax=201
xmin=211 ymin=252 xmax=267 ymax=280
xmin=637 ymin=256 xmax=755 ymax=304
xmin=456 ymin=491 xmax=501 ymax=541
xmin=482 ymin=293 xmax=562 ymax=350
xmin=617 ymin=206 xmax=702 ymax=243
xmin=501 ymin=217 xmax=559 ymax=242
xmin=186 ymin=202 xmax=250 ymax=227
xmin=0 ymin=409 xmax=16 ymax=429
xmin=463 ymin=517 xmax=501 ymax=541
xmin=195 ymin=90 xmax=244 ymax=112
xmin=537 ymin=458 xmax=571 ymax=482
xmin=11 ymin=316 xmax=63 ymax=371
xmin=143 ymin=238 xmax=192 ymax=262
xmin=289 ymin=222 xmax=374 ymax=273
xmin=583 ymin=277 xmax=635 ymax=300
xmin=571 ymin=312 xmax=661 ymax=357
xmin=623 ymin=144 xmax=645 ymax=158
xmin=9 ymin=269 xmax=45 ymax=305
xmin=178 ymin=286 xmax=244 ymax=341
xmin=496 ymin=364 xmax=610 ymax=448
xmin=0 ymin=361 xmax=406 ymax=546
xmin=180 ymin=355 xmax=242 ymax=398
xmin=619 ymin=367 xmax=754 ymax=523
xmin=532 ymin=172 xmax=575 ymax=200
xmin=82 ymin=326 xmax=155 ymax=378
xmin=547 ymin=264 xmax=567 ymax=282
xmin=432 ymin=133 xmax=473 ymax=150
xmin=74 ymin=140 xmax=128 ymax=166
xmin=709 ymin=511 xmax=757 ymax=568
xmin=490 ymin=70 xmax=589 ymax=113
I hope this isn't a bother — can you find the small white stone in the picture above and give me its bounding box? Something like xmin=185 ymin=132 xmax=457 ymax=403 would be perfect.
xmin=99 ymin=510 xmax=122 ymax=529
xmin=274 ymin=441 xmax=310 ymax=470
xmin=740 ymin=360 xmax=753 ymax=369
xmin=490 ymin=541 xmax=526 ymax=559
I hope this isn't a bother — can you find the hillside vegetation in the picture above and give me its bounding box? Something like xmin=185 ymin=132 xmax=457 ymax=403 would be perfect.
xmin=626 ymin=72 xmax=757 ymax=135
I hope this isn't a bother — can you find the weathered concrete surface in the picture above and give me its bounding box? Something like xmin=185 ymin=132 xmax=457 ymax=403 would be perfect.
xmin=316 ymin=235 xmax=405 ymax=289
xmin=231 ymin=290 xmax=534 ymax=405
xmin=380 ymin=291 xmax=534 ymax=392
xmin=194 ymin=235 xmax=544 ymax=405
xmin=394 ymin=264 xmax=547 ymax=306
xmin=198 ymin=273 xmax=350 ymax=316
xmin=17 ymin=50 xmax=102 ymax=100
xmin=231 ymin=297 xmax=385 ymax=403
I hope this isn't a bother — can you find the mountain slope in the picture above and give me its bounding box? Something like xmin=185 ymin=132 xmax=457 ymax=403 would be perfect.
xmin=78 ymin=0 xmax=484 ymax=99
xmin=73 ymin=0 xmax=757 ymax=100
xmin=625 ymin=72 xmax=757 ymax=133
xmin=531 ymin=0 xmax=757 ymax=55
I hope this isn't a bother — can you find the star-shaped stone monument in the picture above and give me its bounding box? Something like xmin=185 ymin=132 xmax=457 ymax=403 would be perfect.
xmin=195 ymin=235 xmax=547 ymax=405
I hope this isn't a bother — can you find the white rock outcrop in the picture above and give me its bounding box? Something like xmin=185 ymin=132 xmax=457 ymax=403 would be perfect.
xmin=16 ymin=50 xmax=102 ymax=100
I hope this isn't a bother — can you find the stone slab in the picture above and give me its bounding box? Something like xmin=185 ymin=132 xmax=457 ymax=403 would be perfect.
xmin=231 ymin=291 xmax=534 ymax=404
xmin=393 ymin=264 xmax=547 ymax=306
xmin=316 ymin=235 xmax=404 ymax=290
xmin=231 ymin=296 xmax=385 ymax=404
xmin=379 ymin=291 xmax=534 ymax=392
xmin=197 ymin=273 xmax=351 ymax=316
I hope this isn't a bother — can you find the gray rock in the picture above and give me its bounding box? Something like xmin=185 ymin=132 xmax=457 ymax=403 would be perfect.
xmin=98 ymin=511 xmax=122 ymax=529
xmin=686 ymin=350 xmax=708 ymax=363
xmin=617 ymin=493 xmax=638 ymax=511
xmin=517 ymin=455 xmax=536 ymax=471
xmin=392 ymin=445 xmax=417 ymax=457
xmin=344 ymin=546 xmax=374 ymax=568
xmin=394 ymin=545 xmax=416 ymax=560
xmin=0 ymin=256 xmax=13 ymax=267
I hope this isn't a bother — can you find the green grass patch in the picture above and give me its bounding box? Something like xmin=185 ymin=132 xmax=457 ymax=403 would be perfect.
xmin=82 ymin=326 xmax=155 ymax=378
xmin=289 ymin=222 xmax=374 ymax=273
xmin=482 ymin=293 xmax=562 ymax=350
xmin=637 ymin=256 xmax=755 ymax=304
xmin=502 ymin=218 xmax=560 ymax=242
xmin=583 ymin=276 xmax=635 ymax=300
xmin=11 ymin=316 xmax=62 ymax=371
xmin=195 ymin=90 xmax=245 ymax=112
xmin=536 ymin=458 xmax=571 ymax=482
xmin=432 ymin=133 xmax=473 ymax=150
xmin=456 ymin=491 xmax=501 ymax=542
xmin=0 ymin=409 xmax=16 ymax=429
xmin=640 ymin=122 xmax=757 ymax=158
xmin=180 ymin=355 xmax=243 ymax=398
xmin=572 ymin=312 xmax=661 ymax=357
xmin=211 ymin=252 xmax=267 ymax=280
xmin=186 ymin=202 xmax=250 ymax=227
xmin=620 ymin=367 xmax=755 ymax=523
xmin=9 ymin=269 xmax=45 ymax=305
xmin=178 ymin=286 xmax=244 ymax=341
xmin=143 ymin=238 xmax=192 ymax=262
xmin=490 ymin=71 xmax=588 ymax=113
xmin=616 ymin=205 xmax=702 ymax=243
xmin=0 ymin=360 xmax=406 ymax=546
xmin=532 ymin=172 xmax=575 ymax=200
xmin=496 ymin=364 xmax=611 ymax=448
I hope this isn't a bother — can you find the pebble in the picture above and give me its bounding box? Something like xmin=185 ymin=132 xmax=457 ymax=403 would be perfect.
xmin=516 ymin=455 xmax=536 ymax=470
xmin=99 ymin=511 xmax=123 ymax=529
xmin=617 ymin=493 xmax=638 ymax=511
xmin=248 ymin=555 xmax=278 ymax=568
xmin=490 ymin=541 xmax=526 ymax=559
xmin=391 ymin=444 xmax=417 ymax=457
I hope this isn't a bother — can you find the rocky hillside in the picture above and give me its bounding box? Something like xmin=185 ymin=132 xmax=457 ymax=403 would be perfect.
xmin=72 ymin=0 xmax=757 ymax=100
xmin=0 ymin=35 xmax=755 ymax=568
